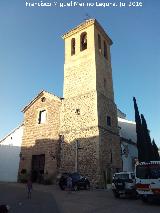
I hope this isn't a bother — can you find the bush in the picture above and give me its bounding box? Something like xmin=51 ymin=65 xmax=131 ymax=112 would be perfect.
xmin=18 ymin=169 xmax=29 ymax=183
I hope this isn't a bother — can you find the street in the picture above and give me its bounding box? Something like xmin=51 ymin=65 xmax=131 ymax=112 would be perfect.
xmin=0 ymin=183 xmax=59 ymax=213
xmin=0 ymin=183 xmax=160 ymax=213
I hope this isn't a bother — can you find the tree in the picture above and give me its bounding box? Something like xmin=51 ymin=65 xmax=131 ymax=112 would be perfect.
xmin=141 ymin=114 xmax=154 ymax=161
xmin=133 ymin=97 xmax=145 ymax=161
xmin=133 ymin=97 xmax=160 ymax=162
xmin=152 ymin=139 xmax=160 ymax=160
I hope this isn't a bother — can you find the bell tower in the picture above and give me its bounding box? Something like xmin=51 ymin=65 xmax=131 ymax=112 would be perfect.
xmin=61 ymin=19 xmax=121 ymax=186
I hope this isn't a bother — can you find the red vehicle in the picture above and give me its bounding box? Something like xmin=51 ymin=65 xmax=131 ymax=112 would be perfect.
xmin=135 ymin=161 xmax=160 ymax=202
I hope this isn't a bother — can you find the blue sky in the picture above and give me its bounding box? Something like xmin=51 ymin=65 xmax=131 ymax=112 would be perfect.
xmin=0 ymin=0 xmax=160 ymax=146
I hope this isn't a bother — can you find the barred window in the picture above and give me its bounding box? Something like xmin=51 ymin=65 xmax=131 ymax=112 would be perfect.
xmin=107 ymin=116 xmax=111 ymax=126
xmin=104 ymin=41 xmax=108 ymax=60
xmin=98 ymin=34 xmax=102 ymax=53
xmin=71 ymin=38 xmax=75 ymax=55
xmin=80 ymin=32 xmax=87 ymax=51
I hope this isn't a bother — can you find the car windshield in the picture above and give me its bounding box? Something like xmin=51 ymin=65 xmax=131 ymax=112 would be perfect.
xmin=136 ymin=164 xmax=160 ymax=179
xmin=71 ymin=173 xmax=81 ymax=181
xmin=114 ymin=173 xmax=129 ymax=180
xmin=131 ymin=173 xmax=135 ymax=179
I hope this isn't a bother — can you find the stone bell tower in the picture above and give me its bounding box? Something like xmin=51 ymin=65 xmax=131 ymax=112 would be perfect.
xmin=60 ymin=19 xmax=121 ymax=186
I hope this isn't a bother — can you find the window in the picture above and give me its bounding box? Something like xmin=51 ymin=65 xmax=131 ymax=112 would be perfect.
xmin=71 ymin=38 xmax=75 ymax=55
xmin=75 ymin=109 xmax=80 ymax=115
xmin=107 ymin=116 xmax=111 ymax=126
xmin=98 ymin=34 xmax=102 ymax=53
xmin=136 ymin=164 xmax=160 ymax=179
xmin=114 ymin=173 xmax=129 ymax=180
xmin=41 ymin=97 xmax=46 ymax=102
xmin=38 ymin=110 xmax=46 ymax=124
xmin=104 ymin=78 xmax=106 ymax=89
xmin=104 ymin=41 xmax=108 ymax=60
xmin=80 ymin=32 xmax=87 ymax=51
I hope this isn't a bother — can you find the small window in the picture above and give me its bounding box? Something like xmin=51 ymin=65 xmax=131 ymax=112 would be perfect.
xmin=75 ymin=109 xmax=80 ymax=115
xmin=104 ymin=41 xmax=108 ymax=60
xmin=80 ymin=32 xmax=87 ymax=51
xmin=98 ymin=34 xmax=102 ymax=53
xmin=41 ymin=97 xmax=46 ymax=102
xmin=38 ymin=110 xmax=46 ymax=124
xmin=107 ymin=116 xmax=111 ymax=126
xmin=104 ymin=78 xmax=106 ymax=89
xmin=71 ymin=38 xmax=75 ymax=55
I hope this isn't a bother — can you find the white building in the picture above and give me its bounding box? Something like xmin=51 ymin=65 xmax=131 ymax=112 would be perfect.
xmin=0 ymin=124 xmax=24 ymax=182
xmin=117 ymin=110 xmax=138 ymax=172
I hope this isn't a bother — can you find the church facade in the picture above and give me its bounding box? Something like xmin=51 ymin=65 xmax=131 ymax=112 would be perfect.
xmin=19 ymin=19 xmax=122 ymax=186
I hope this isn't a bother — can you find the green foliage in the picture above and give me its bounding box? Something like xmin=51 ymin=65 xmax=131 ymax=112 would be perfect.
xmin=133 ymin=97 xmax=160 ymax=162
xmin=152 ymin=139 xmax=160 ymax=160
xmin=18 ymin=169 xmax=29 ymax=183
xmin=133 ymin=97 xmax=145 ymax=161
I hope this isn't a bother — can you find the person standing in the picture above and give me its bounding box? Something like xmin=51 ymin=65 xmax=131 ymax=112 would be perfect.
xmin=26 ymin=178 xmax=33 ymax=199
xmin=66 ymin=175 xmax=72 ymax=192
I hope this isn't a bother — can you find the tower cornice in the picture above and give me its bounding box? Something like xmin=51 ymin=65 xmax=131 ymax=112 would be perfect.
xmin=62 ymin=19 xmax=113 ymax=45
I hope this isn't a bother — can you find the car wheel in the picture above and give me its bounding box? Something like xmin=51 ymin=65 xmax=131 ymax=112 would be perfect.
xmin=59 ymin=183 xmax=65 ymax=190
xmin=114 ymin=192 xmax=120 ymax=198
xmin=85 ymin=183 xmax=90 ymax=190
xmin=147 ymin=195 xmax=154 ymax=203
xmin=141 ymin=196 xmax=148 ymax=203
xmin=73 ymin=185 xmax=78 ymax=191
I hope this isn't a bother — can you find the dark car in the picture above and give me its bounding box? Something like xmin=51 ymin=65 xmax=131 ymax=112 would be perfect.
xmin=59 ymin=172 xmax=90 ymax=191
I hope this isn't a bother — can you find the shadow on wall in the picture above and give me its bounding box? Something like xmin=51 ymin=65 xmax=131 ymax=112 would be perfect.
xmin=18 ymin=134 xmax=121 ymax=187
xmin=19 ymin=138 xmax=61 ymax=184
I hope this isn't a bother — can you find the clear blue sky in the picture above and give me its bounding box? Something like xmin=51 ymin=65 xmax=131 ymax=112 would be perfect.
xmin=0 ymin=0 xmax=160 ymax=146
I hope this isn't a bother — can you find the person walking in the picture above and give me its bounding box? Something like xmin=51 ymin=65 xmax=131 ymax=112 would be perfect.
xmin=66 ymin=175 xmax=72 ymax=193
xmin=26 ymin=178 xmax=33 ymax=199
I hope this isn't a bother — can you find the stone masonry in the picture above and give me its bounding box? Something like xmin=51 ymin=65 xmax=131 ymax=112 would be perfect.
xmin=19 ymin=19 xmax=122 ymax=187
xmin=60 ymin=19 xmax=122 ymax=186
xmin=19 ymin=91 xmax=62 ymax=180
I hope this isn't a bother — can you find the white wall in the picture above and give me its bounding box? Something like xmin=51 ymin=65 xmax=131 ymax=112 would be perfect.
xmin=118 ymin=117 xmax=138 ymax=172
xmin=118 ymin=117 xmax=136 ymax=142
xmin=0 ymin=125 xmax=23 ymax=182
xmin=121 ymin=141 xmax=138 ymax=172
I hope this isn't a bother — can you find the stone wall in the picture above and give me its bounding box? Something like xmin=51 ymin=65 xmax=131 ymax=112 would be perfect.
xmin=60 ymin=127 xmax=100 ymax=186
xmin=63 ymin=24 xmax=96 ymax=98
xmin=98 ymin=92 xmax=122 ymax=184
xmin=60 ymin=90 xmax=101 ymax=185
xmin=61 ymin=19 xmax=122 ymax=186
xmin=19 ymin=91 xmax=62 ymax=180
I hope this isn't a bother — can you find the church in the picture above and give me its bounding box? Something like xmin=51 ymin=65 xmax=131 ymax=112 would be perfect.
xmin=4 ymin=19 xmax=125 ymax=186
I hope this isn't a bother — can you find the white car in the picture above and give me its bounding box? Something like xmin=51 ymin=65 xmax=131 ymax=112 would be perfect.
xmin=112 ymin=172 xmax=136 ymax=198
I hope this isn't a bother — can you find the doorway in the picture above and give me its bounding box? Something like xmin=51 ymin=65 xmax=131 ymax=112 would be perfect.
xmin=31 ymin=154 xmax=45 ymax=183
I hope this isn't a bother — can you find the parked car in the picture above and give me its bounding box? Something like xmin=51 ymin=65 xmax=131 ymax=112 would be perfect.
xmin=112 ymin=172 xmax=136 ymax=198
xmin=59 ymin=172 xmax=90 ymax=191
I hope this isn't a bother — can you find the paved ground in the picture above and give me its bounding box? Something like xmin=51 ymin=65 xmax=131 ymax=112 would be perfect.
xmin=0 ymin=183 xmax=160 ymax=213
xmin=53 ymin=187 xmax=160 ymax=213
xmin=0 ymin=183 xmax=59 ymax=213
